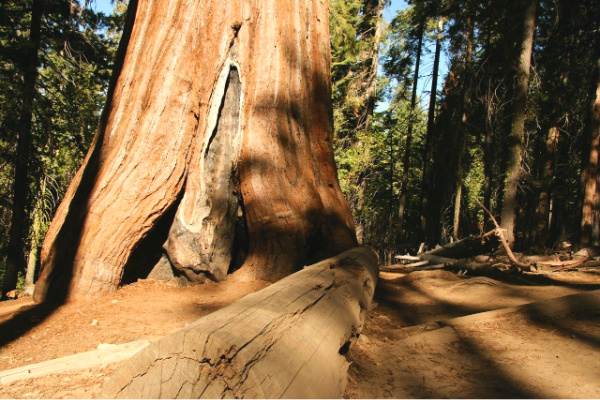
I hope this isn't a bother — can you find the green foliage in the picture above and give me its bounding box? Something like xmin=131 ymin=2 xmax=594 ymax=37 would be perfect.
xmin=0 ymin=0 xmax=126 ymax=288
xmin=16 ymin=271 xmax=25 ymax=292
xmin=332 ymin=0 xmax=600 ymax=256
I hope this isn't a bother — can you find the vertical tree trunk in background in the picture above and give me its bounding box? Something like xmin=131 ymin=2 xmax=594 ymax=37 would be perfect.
xmin=481 ymin=39 xmax=495 ymax=232
xmin=25 ymin=177 xmax=47 ymax=287
xmin=580 ymin=53 xmax=600 ymax=248
xmin=3 ymin=0 xmax=43 ymax=297
xmin=532 ymin=126 xmax=559 ymax=247
xmin=34 ymin=0 xmax=357 ymax=302
xmin=500 ymin=0 xmax=537 ymax=247
xmin=354 ymin=0 xmax=384 ymax=244
xmin=482 ymin=121 xmax=494 ymax=230
xmin=421 ymin=17 xmax=444 ymax=241
xmin=452 ymin=5 xmax=474 ymax=241
xmin=398 ymin=17 xmax=424 ymax=241
xmin=387 ymin=129 xmax=395 ymax=265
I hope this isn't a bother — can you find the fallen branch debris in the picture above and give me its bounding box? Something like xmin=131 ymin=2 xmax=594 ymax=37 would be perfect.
xmin=387 ymin=225 xmax=599 ymax=277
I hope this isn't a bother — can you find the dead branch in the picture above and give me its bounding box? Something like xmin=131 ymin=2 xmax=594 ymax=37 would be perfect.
xmin=475 ymin=198 xmax=531 ymax=269
xmin=425 ymin=230 xmax=498 ymax=259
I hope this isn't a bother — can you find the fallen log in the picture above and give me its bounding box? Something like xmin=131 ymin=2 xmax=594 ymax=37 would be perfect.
xmin=474 ymin=198 xmax=531 ymax=269
xmin=426 ymin=230 xmax=498 ymax=259
xmin=573 ymin=246 xmax=600 ymax=258
xmin=420 ymin=254 xmax=460 ymax=266
xmin=101 ymin=246 xmax=379 ymax=399
xmin=380 ymin=263 xmax=445 ymax=273
xmin=394 ymin=255 xmax=421 ymax=262
xmin=405 ymin=260 xmax=430 ymax=268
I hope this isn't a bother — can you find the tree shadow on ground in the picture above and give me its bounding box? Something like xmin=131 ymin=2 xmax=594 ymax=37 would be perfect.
xmin=358 ymin=270 xmax=600 ymax=398
xmin=0 ymin=0 xmax=139 ymax=351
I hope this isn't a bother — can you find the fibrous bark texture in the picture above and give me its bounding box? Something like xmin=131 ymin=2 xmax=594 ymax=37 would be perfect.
xmin=101 ymin=247 xmax=378 ymax=399
xmin=34 ymin=0 xmax=357 ymax=302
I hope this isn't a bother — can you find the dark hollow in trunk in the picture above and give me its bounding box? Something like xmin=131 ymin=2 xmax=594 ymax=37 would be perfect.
xmin=34 ymin=0 xmax=357 ymax=302
xmin=164 ymin=66 xmax=243 ymax=282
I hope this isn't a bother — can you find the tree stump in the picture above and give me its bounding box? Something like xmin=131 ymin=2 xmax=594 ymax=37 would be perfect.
xmin=100 ymin=246 xmax=378 ymax=399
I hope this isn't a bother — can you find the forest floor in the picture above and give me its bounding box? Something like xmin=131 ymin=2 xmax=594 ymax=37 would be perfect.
xmin=0 ymin=268 xmax=600 ymax=398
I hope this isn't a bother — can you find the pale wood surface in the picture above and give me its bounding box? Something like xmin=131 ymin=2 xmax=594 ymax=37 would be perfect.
xmin=101 ymin=246 xmax=379 ymax=399
xmin=0 ymin=340 xmax=150 ymax=385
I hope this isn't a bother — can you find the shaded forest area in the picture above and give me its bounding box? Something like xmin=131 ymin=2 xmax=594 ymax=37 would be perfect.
xmin=1 ymin=0 xmax=599 ymax=296
xmin=332 ymin=0 xmax=600 ymax=263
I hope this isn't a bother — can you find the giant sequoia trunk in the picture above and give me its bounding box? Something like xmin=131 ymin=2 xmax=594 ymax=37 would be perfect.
xmin=34 ymin=0 xmax=357 ymax=302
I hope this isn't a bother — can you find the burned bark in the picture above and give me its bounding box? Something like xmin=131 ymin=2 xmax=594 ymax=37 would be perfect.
xmin=34 ymin=0 xmax=357 ymax=302
xmin=164 ymin=66 xmax=243 ymax=282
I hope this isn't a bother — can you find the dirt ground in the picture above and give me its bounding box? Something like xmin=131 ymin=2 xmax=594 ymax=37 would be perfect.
xmin=1 ymin=269 xmax=600 ymax=398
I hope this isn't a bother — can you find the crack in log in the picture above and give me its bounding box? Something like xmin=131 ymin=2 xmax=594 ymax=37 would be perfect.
xmin=103 ymin=247 xmax=379 ymax=399
xmin=178 ymin=277 xmax=337 ymax=397
xmin=280 ymin=300 xmax=348 ymax=398
xmin=199 ymin=267 xmax=330 ymax=347
xmin=116 ymin=356 xmax=173 ymax=397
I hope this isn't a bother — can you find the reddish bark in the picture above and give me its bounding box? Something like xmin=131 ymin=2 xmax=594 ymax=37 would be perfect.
xmin=580 ymin=55 xmax=600 ymax=248
xmin=34 ymin=0 xmax=357 ymax=302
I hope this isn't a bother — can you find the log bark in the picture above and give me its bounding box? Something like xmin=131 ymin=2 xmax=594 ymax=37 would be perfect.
xmin=100 ymin=247 xmax=378 ymax=399
xmin=34 ymin=0 xmax=357 ymax=302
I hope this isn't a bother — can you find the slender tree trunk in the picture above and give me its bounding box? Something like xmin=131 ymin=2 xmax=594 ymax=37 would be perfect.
xmin=355 ymin=0 xmax=384 ymax=245
xmin=25 ymin=177 xmax=47 ymax=286
xmin=532 ymin=126 xmax=559 ymax=248
xmin=420 ymin=17 xmax=444 ymax=241
xmin=358 ymin=0 xmax=383 ymax=135
xmin=398 ymin=17 xmax=424 ymax=240
xmin=580 ymin=53 xmax=600 ymax=248
xmin=500 ymin=0 xmax=537 ymax=246
xmin=480 ymin=30 xmax=495 ymax=232
xmin=3 ymin=0 xmax=43 ymax=297
xmin=452 ymin=3 xmax=474 ymax=241
xmin=34 ymin=0 xmax=357 ymax=302
xmin=453 ymin=160 xmax=464 ymax=240
xmin=482 ymin=89 xmax=494 ymax=231
xmin=387 ymin=125 xmax=395 ymax=265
